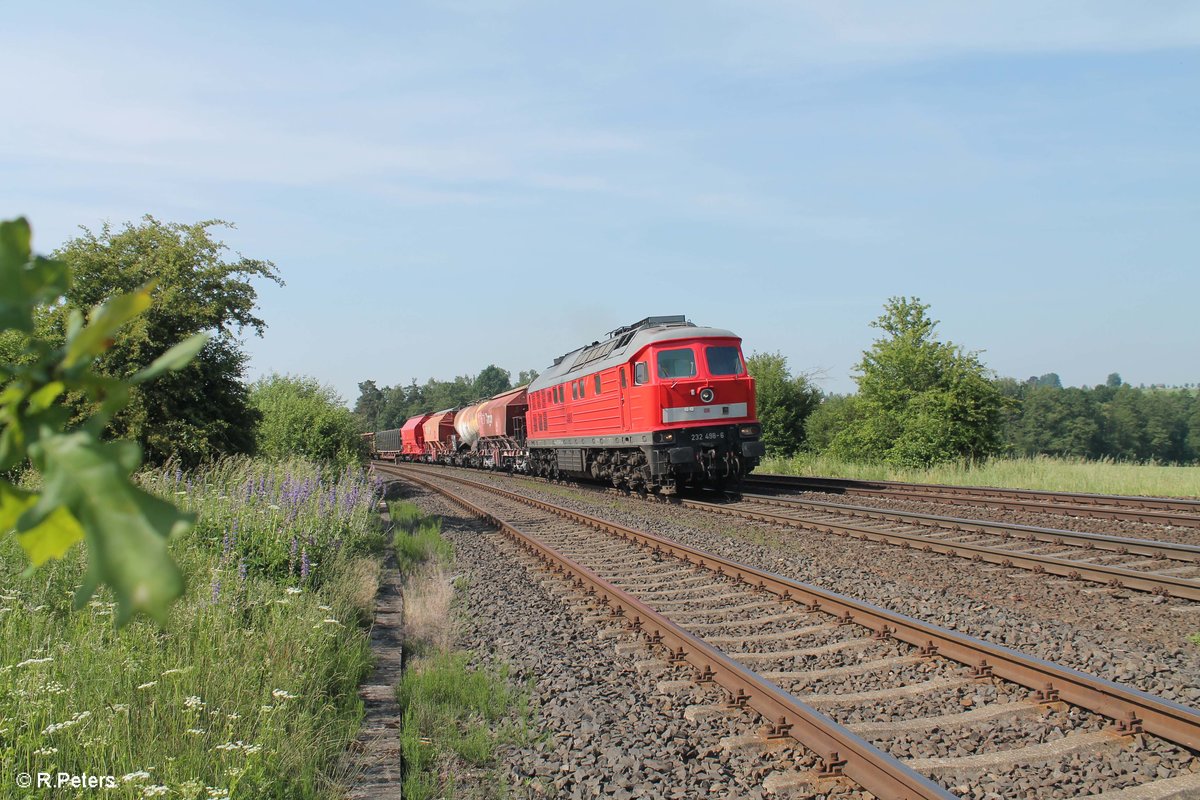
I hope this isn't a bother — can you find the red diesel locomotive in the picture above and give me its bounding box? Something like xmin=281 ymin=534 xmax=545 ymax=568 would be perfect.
xmin=371 ymin=316 xmax=765 ymax=492
xmin=524 ymin=316 xmax=763 ymax=491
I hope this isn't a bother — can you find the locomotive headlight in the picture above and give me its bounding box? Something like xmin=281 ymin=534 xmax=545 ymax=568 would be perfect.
xmin=699 ymin=388 xmax=715 ymax=403
xmin=661 ymin=432 xmax=675 ymax=442
xmin=739 ymin=424 xmax=760 ymax=437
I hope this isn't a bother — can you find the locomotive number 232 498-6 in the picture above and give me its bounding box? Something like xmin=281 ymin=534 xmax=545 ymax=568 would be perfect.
xmin=686 ymin=431 xmax=726 ymax=442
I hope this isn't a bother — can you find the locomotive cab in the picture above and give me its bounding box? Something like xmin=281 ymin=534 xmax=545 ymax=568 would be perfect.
xmin=629 ymin=337 xmax=765 ymax=490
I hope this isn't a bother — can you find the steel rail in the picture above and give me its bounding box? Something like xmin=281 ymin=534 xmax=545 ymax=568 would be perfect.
xmin=382 ymin=463 xmax=1200 ymax=755
xmin=390 ymin=467 xmax=954 ymax=800
xmin=744 ymin=475 xmax=1200 ymax=529
xmin=688 ymin=497 xmax=1200 ymax=601
xmin=737 ymin=493 xmax=1200 ymax=564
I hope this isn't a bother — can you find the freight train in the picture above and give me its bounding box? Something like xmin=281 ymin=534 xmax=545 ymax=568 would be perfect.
xmin=365 ymin=316 xmax=765 ymax=493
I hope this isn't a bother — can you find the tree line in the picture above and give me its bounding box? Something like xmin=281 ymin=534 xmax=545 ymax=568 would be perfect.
xmin=0 ymin=216 xmax=367 ymax=473
xmin=352 ymin=366 xmax=539 ymax=433
xmin=752 ymin=297 xmax=1200 ymax=466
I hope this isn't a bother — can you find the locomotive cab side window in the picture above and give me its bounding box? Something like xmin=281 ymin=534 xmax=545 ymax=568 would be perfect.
xmin=594 ymin=374 xmax=601 ymax=395
xmin=706 ymin=346 xmax=744 ymax=376
xmin=619 ymin=368 xmax=627 ymax=388
xmin=634 ymin=362 xmax=648 ymax=385
xmin=657 ymin=348 xmax=697 ymax=379
xmin=571 ymin=383 xmax=577 ymax=400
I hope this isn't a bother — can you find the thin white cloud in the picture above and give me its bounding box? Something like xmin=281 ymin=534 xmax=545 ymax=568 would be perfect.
xmin=707 ymin=1 xmax=1200 ymax=68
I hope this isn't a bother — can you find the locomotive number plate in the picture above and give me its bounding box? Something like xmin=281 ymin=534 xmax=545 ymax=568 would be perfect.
xmin=687 ymin=431 xmax=725 ymax=442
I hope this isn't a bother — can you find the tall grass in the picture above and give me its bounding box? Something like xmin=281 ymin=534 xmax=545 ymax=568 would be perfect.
xmin=0 ymin=458 xmax=384 ymax=799
xmin=390 ymin=502 xmax=453 ymax=574
xmin=389 ymin=502 xmax=529 ymax=800
xmin=760 ymin=453 xmax=1200 ymax=497
xmin=398 ymin=653 xmax=529 ymax=800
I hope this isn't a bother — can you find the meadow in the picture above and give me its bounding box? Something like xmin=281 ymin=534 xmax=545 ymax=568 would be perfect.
xmin=760 ymin=453 xmax=1200 ymax=498
xmin=0 ymin=458 xmax=385 ymax=799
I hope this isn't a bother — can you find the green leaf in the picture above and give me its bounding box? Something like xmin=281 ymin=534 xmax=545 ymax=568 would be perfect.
xmin=0 ymin=219 xmax=70 ymax=332
xmin=131 ymin=332 xmax=209 ymax=384
xmin=22 ymin=431 xmax=190 ymax=625
xmin=0 ymin=480 xmax=36 ymax=532
xmin=62 ymin=282 xmax=155 ymax=368
xmin=1 ymin=481 xmax=82 ymax=568
xmin=26 ymin=380 xmax=64 ymax=412
xmin=18 ymin=509 xmax=86 ymax=565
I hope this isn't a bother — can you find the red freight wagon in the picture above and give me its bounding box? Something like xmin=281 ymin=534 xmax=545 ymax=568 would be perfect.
xmin=400 ymin=414 xmax=432 ymax=459
xmin=524 ymin=316 xmax=764 ymax=493
xmin=478 ymin=386 xmax=528 ymax=441
xmin=475 ymin=386 xmax=528 ymax=470
xmin=421 ymin=410 xmax=457 ymax=460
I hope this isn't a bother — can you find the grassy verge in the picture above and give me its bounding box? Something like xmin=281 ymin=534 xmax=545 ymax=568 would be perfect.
xmin=760 ymin=453 xmax=1200 ymax=498
xmin=0 ymin=457 xmax=383 ymax=799
xmin=390 ymin=501 xmax=530 ymax=800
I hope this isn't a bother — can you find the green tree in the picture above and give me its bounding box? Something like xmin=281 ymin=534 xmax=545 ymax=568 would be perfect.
xmin=53 ymin=216 xmax=281 ymax=466
xmin=746 ymin=352 xmax=821 ymax=456
xmin=353 ymin=379 xmax=386 ymax=432
xmin=1106 ymin=372 xmax=1123 ymax=389
xmin=1 ymin=217 xmax=206 ymax=623
xmin=472 ymin=364 xmax=512 ymax=399
xmin=249 ymin=375 xmax=365 ymax=469
xmin=803 ymin=394 xmax=860 ymax=453
xmin=830 ymin=297 xmax=1005 ymax=466
xmin=518 ymin=369 xmax=540 ymax=386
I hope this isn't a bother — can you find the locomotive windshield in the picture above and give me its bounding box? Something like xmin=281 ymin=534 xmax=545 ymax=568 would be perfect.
xmin=705 ymin=345 xmax=744 ymax=376
xmin=657 ymin=348 xmax=697 ymax=379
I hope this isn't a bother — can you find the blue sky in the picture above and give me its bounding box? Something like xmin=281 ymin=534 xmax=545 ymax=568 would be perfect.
xmin=3 ymin=2 xmax=1198 ymax=402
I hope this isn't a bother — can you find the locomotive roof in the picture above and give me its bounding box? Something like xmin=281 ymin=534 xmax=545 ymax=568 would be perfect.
xmin=528 ymin=318 xmax=739 ymax=391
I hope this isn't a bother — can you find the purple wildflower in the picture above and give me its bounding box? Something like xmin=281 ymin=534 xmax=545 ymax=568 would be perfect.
xmin=238 ymin=558 xmax=247 ymax=584
xmin=211 ymin=578 xmax=221 ymax=604
xmin=289 ymin=536 xmax=299 ymax=575
xmin=300 ymin=548 xmax=310 ymax=581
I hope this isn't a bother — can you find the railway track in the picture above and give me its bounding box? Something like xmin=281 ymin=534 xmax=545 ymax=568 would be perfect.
xmin=689 ymin=492 xmax=1200 ymax=602
xmin=379 ymin=463 xmax=1200 ymax=799
xmin=744 ymin=475 xmax=1200 ymax=530
xmin=377 ymin=460 xmax=1200 ymax=601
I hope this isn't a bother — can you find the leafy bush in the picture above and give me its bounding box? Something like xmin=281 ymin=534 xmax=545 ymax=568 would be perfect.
xmin=250 ymin=375 xmax=366 ymax=470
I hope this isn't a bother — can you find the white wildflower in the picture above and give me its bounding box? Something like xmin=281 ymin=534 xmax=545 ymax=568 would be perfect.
xmin=142 ymin=786 xmax=171 ymax=797
xmin=15 ymin=657 xmax=53 ymax=668
xmin=226 ymin=713 xmax=240 ymax=721
xmin=161 ymin=667 xmax=193 ymax=676
xmin=243 ymin=743 xmax=262 ymax=754
xmin=271 ymin=689 xmax=298 ymax=701
xmin=42 ymin=710 xmax=92 ymax=735
xmin=110 ymin=704 xmax=130 ymax=713
xmin=317 ymin=604 xmax=332 ymax=611
xmin=186 ymin=728 xmax=206 ymax=735
xmin=122 ymin=770 xmax=152 ymax=783
xmin=34 ymin=746 xmax=58 ymax=756
xmin=184 ymin=695 xmax=204 ymax=710
xmin=138 ymin=681 xmax=158 ymax=690
xmin=285 ymin=587 xmax=302 ymax=595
